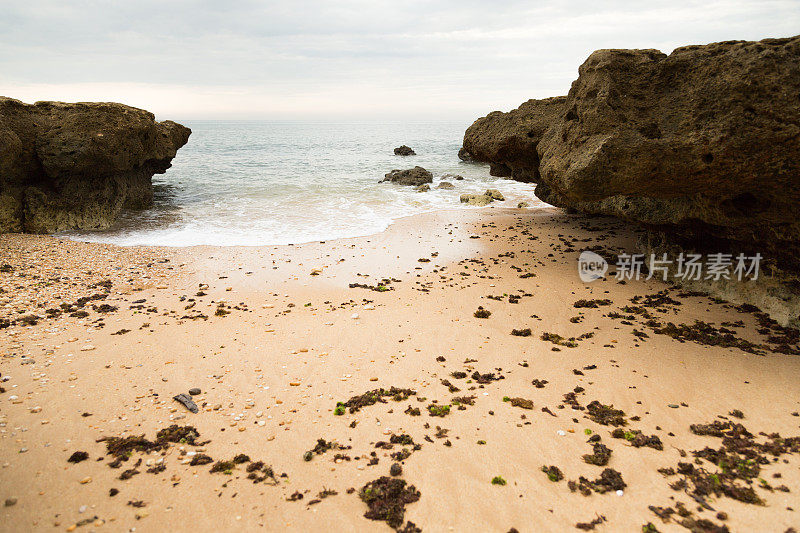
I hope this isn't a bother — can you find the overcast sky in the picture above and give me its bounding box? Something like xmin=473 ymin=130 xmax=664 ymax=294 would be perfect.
xmin=1 ymin=0 xmax=798 ymax=121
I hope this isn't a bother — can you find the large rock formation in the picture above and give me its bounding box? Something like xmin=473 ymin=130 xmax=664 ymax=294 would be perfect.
xmin=461 ymin=36 xmax=800 ymax=271
xmin=0 ymin=97 xmax=191 ymax=233
xmin=462 ymin=96 xmax=565 ymax=182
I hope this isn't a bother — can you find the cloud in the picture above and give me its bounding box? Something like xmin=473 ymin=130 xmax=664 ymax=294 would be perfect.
xmin=1 ymin=0 xmax=798 ymax=119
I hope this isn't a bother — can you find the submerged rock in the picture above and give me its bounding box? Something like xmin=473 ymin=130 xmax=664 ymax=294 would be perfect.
xmin=414 ymin=184 xmax=430 ymax=192
xmin=460 ymin=194 xmax=493 ymax=206
xmin=393 ymin=145 xmax=415 ymax=156
xmin=0 ymin=97 xmax=191 ymax=233
xmin=485 ymin=189 xmax=504 ymax=201
xmin=381 ymin=166 xmax=433 ymax=186
xmin=436 ymin=182 xmax=454 ymax=189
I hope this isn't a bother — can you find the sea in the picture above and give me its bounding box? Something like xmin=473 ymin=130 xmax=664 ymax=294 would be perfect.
xmin=62 ymin=121 xmax=547 ymax=247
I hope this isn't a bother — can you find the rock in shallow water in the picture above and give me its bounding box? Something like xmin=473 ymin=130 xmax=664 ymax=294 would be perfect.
xmin=0 ymin=97 xmax=190 ymax=233
xmin=393 ymin=145 xmax=415 ymax=156
xmin=485 ymin=189 xmax=504 ymax=201
xmin=460 ymin=194 xmax=493 ymax=206
xmin=381 ymin=166 xmax=433 ymax=186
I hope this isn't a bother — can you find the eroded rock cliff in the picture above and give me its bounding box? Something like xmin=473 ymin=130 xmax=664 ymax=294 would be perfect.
xmin=462 ymin=96 xmax=565 ymax=182
xmin=461 ymin=36 xmax=800 ymax=270
xmin=0 ymin=97 xmax=191 ymax=233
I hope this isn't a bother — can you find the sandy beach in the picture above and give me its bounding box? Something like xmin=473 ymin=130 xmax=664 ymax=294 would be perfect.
xmin=1 ymin=206 xmax=799 ymax=532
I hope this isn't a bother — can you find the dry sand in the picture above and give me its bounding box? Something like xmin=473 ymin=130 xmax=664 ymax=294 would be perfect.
xmin=1 ymin=207 xmax=799 ymax=532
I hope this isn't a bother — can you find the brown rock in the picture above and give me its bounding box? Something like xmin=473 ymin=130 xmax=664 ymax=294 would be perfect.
xmin=536 ymin=36 xmax=800 ymax=268
xmin=461 ymin=36 xmax=800 ymax=270
xmin=460 ymin=194 xmax=493 ymax=206
xmin=393 ymin=145 xmax=415 ymax=156
xmin=461 ymin=96 xmax=566 ymax=182
xmin=0 ymin=97 xmax=190 ymax=233
xmin=381 ymin=166 xmax=433 ymax=186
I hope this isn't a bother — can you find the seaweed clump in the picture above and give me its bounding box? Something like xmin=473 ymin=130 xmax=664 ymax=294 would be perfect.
xmin=99 ymin=425 xmax=201 ymax=468
xmin=540 ymin=332 xmax=578 ymax=348
xmin=586 ymin=401 xmax=627 ymax=426
xmin=582 ymin=443 xmax=612 ymax=466
xmin=504 ymin=397 xmax=533 ymax=410
xmin=652 ymin=321 xmax=765 ymax=355
xmin=573 ymin=299 xmax=612 ymax=308
xmin=672 ymin=462 xmax=762 ymax=505
xmin=246 ymin=461 xmax=278 ymax=484
xmin=304 ymin=438 xmax=350 ymax=461
xmin=576 ymin=515 xmax=606 ymax=530
xmin=189 ymin=453 xmax=214 ymax=466
xmin=209 ymin=454 xmax=256 ymax=475
xmin=541 ymin=465 xmax=564 ymax=482
xmin=67 ymin=451 xmax=89 ymax=463
xmin=671 ymin=417 xmax=800 ymax=505
xmin=427 ymin=404 xmax=451 ymax=417
xmin=335 ymin=387 xmax=417 ymax=415
xmin=474 ymin=307 xmax=491 ymax=319
xmin=359 ymin=476 xmax=421 ymax=530
xmin=568 ymin=468 xmax=626 ymax=495
xmin=374 ymin=434 xmax=422 ymax=462
xmin=611 ymin=429 xmax=663 ymax=450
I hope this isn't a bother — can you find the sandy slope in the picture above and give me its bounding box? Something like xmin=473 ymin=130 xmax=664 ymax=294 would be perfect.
xmin=1 ymin=207 xmax=799 ymax=532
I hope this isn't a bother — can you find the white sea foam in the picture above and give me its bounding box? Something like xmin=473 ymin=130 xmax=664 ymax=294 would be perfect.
xmin=61 ymin=121 xmax=547 ymax=247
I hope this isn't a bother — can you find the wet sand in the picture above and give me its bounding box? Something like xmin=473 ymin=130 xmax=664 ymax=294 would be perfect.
xmin=1 ymin=207 xmax=799 ymax=532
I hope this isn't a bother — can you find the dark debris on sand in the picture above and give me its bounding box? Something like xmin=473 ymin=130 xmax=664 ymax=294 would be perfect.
xmin=611 ymin=429 xmax=663 ymax=450
xmin=647 ymin=415 xmax=800 ymax=527
xmin=582 ymin=443 xmax=612 ymax=466
xmin=67 ymin=451 xmax=89 ymax=463
xmin=99 ymin=425 xmax=201 ymax=464
xmin=569 ymin=468 xmax=626 ymax=495
xmin=304 ymin=438 xmax=351 ymax=461
xmin=542 ymin=465 xmax=564 ymax=482
xmin=335 ymin=387 xmax=417 ymax=415
xmin=360 ymin=476 xmax=421 ymax=531
xmin=586 ymin=401 xmax=627 ymax=427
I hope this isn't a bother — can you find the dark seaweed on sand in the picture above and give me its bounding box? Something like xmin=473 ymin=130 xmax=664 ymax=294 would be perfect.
xmin=568 ymin=468 xmax=626 ymax=495
xmin=653 ymin=321 xmax=766 ymax=354
xmin=611 ymin=429 xmax=663 ymax=450
xmin=304 ymin=438 xmax=350 ymax=461
xmin=541 ymin=465 xmax=564 ymax=482
xmin=656 ymin=417 xmax=800 ymax=507
xmin=585 ymin=401 xmax=627 ymax=427
xmin=360 ymin=476 xmax=421 ymax=531
xmin=335 ymin=387 xmax=417 ymax=415
xmin=573 ymin=299 xmax=612 ymax=308
xmin=98 ymin=425 xmax=201 ymax=461
xmin=582 ymin=443 xmax=612 ymax=466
